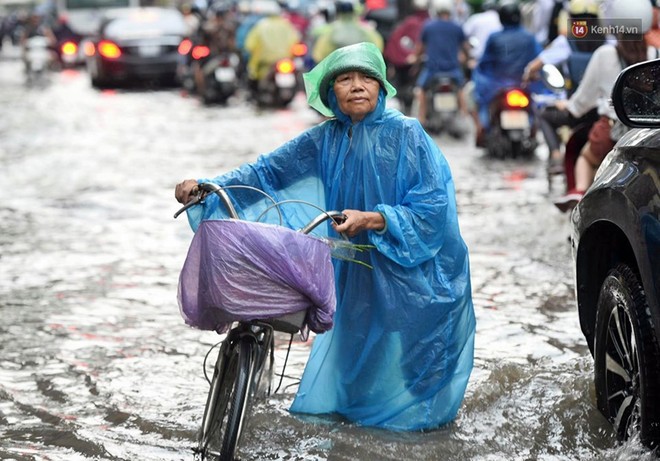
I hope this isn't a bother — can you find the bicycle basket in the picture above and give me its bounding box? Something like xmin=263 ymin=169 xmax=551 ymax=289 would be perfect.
xmin=178 ymin=219 xmax=336 ymax=335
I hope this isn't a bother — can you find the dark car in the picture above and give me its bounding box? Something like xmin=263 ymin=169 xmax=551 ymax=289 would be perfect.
xmin=84 ymin=7 xmax=187 ymax=88
xmin=570 ymin=57 xmax=660 ymax=449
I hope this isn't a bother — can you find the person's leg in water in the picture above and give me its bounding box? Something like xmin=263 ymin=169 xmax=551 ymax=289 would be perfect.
xmin=539 ymin=106 xmax=575 ymax=174
xmin=473 ymin=102 xmax=490 ymax=147
xmin=415 ymin=68 xmax=430 ymax=127
xmin=553 ymin=120 xmax=614 ymax=213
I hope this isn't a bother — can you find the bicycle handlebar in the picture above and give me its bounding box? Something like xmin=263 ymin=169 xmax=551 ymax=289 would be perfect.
xmin=174 ymin=183 xmax=347 ymax=235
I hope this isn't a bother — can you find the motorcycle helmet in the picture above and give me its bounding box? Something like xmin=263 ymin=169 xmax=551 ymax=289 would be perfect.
xmin=567 ymin=0 xmax=600 ymax=18
xmin=605 ymin=0 xmax=654 ymax=33
xmin=335 ymin=0 xmax=355 ymax=14
xmin=412 ymin=0 xmax=429 ymax=11
xmin=482 ymin=0 xmax=498 ymax=11
xmin=498 ymin=0 xmax=521 ymax=25
xmin=209 ymin=1 xmax=230 ymax=17
xmin=431 ymin=0 xmax=454 ymax=15
xmin=250 ymin=0 xmax=282 ymax=15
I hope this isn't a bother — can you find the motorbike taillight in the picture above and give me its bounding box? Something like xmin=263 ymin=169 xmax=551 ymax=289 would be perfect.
xmin=98 ymin=40 xmax=121 ymax=59
xmin=192 ymin=45 xmax=210 ymax=60
xmin=61 ymin=40 xmax=78 ymax=56
xmin=505 ymin=89 xmax=530 ymax=108
xmin=178 ymin=38 xmax=193 ymax=56
xmin=275 ymin=58 xmax=295 ymax=74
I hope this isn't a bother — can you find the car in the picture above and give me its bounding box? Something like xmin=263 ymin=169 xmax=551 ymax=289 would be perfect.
xmin=84 ymin=6 xmax=187 ymax=88
xmin=570 ymin=57 xmax=660 ymax=449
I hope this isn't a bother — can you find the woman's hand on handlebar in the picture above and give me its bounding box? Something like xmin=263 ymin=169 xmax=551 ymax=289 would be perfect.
xmin=175 ymin=179 xmax=200 ymax=204
xmin=332 ymin=210 xmax=385 ymax=238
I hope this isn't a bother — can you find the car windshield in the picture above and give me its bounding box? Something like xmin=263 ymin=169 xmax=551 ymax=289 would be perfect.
xmin=105 ymin=8 xmax=186 ymax=38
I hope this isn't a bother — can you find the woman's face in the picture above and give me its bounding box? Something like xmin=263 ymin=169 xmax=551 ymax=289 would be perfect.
xmin=332 ymin=71 xmax=381 ymax=122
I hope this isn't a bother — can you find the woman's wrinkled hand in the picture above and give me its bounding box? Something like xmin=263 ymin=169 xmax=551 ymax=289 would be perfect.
xmin=174 ymin=179 xmax=199 ymax=204
xmin=333 ymin=209 xmax=385 ymax=238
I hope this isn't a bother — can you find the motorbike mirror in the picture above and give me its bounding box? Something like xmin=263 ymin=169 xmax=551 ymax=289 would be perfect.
xmin=540 ymin=64 xmax=565 ymax=91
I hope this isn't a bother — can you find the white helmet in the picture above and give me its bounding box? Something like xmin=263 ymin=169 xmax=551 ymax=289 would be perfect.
xmin=412 ymin=0 xmax=429 ymax=10
xmin=605 ymin=0 xmax=653 ymax=33
xmin=568 ymin=0 xmax=600 ymax=17
xmin=431 ymin=0 xmax=453 ymax=14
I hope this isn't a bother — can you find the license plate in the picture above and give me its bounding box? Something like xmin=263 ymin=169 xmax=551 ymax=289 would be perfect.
xmin=138 ymin=45 xmax=160 ymax=57
xmin=433 ymin=93 xmax=458 ymax=111
xmin=275 ymin=72 xmax=296 ymax=88
xmin=214 ymin=67 xmax=236 ymax=82
xmin=500 ymin=110 xmax=530 ymax=130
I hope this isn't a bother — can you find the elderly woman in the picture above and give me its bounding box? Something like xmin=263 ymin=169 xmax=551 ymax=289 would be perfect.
xmin=175 ymin=42 xmax=475 ymax=431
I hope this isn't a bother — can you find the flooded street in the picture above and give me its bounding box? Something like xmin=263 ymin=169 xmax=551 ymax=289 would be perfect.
xmin=0 ymin=48 xmax=654 ymax=461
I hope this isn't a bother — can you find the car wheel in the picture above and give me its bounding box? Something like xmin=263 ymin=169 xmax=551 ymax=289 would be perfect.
xmin=594 ymin=263 xmax=660 ymax=447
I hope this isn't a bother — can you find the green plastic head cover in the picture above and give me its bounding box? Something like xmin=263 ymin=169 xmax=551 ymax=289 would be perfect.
xmin=303 ymin=42 xmax=397 ymax=117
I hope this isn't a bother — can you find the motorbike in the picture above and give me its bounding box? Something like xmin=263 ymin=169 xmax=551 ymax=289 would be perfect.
xmin=55 ymin=37 xmax=83 ymax=69
xmin=484 ymin=85 xmax=537 ymax=159
xmin=24 ymin=35 xmax=53 ymax=84
xmin=251 ymin=57 xmax=300 ymax=108
xmin=177 ymin=38 xmax=241 ymax=105
xmin=424 ymin=74 xmax=466 ymax=138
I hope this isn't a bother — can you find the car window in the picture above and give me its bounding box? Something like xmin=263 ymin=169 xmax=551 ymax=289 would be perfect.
xmin=105 ymin=9 xmax=186 ymax=37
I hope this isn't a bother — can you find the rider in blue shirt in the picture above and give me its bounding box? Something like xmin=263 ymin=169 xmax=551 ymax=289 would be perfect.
xmin=471 ymin=0 xmax=541 ymax=145
xmin=411 ymin=0 xmax=468 ymax=126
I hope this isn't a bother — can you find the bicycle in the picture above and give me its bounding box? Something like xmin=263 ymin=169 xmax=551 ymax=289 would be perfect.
xmin=174 ymin=182 xmax=346 ymax=461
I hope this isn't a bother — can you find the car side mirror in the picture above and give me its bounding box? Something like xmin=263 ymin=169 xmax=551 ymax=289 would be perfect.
xmin=612 ymin=57 xmax=660 ymax=128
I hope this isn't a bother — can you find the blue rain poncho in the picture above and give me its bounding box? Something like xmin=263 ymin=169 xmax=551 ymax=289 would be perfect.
xmin=186 ymin=42 xmax=475 ymax=431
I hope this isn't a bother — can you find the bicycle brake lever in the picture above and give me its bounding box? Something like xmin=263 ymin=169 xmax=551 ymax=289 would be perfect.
xmin=173 ymin=193 xmax=204 ymax=219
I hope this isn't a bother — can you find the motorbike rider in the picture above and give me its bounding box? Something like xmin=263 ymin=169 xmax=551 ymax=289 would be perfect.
xmin=410 ymin=0 xmax=470 ymax=127
xmin=311 ymin=0 xmax=384 ymax=64
xmin=553 ymin=0 xmax=658 ymax=212
xmin=192 ymin=2 xmax=238 ymax=99
xmin=523 ymin=0 xmax=605 ymax=174
xmin=471 ymin=0 xmax=542 ymax=146
xmin=383 ymin=0 xmax=430 ymax=114
xmin=244 ymin=0 xmax=301 ymax=92
xmin=20 ymin=10 xmax=56 ymax=77
xmin=461 ymin=0 xmax=502 ymax=68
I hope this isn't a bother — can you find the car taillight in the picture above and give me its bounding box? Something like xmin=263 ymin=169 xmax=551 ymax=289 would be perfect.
xmin=84 ymin=41 xmax=96 ymax=57
xmin=291 ymin=42 xmax=307 ymax=57
xmin=505 ymin=89 xmax=529 ymax=108
xmin=61 ymin=40 xmax=78 ymax=56
xmin=276 ymin=58 xmax=295 ymax=74
xmin=178 ymin=38 xmax=192 ymax=55
xmin=191 ymin=45 xmax=210 ymax=60
xmin=98 ymin=40 xmax=121 ymax=59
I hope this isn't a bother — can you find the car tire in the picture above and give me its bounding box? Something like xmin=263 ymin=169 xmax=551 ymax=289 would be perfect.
xmin=594 ymin=263 xmax=660 ymax=448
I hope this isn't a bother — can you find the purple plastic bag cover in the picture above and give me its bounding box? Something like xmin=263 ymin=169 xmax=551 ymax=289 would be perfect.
xmin=178 ymin=219 xmax=336 ymax=335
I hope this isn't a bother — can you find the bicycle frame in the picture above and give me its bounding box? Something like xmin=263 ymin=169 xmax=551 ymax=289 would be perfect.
xmin=177 ymin=182 xmax=344 ymax=461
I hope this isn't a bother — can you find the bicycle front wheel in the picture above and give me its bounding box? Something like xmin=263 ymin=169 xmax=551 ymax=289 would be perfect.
xmin=199 ymin=337 xmax=256 ymax=461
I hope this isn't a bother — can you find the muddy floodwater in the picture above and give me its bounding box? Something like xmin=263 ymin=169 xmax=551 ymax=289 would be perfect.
xmin=0 ymin=51 xmax=656 ymax=460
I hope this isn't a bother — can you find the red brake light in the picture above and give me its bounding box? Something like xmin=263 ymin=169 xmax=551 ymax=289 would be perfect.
xmin=505 ymin=89 xmax=529 ymax=108
xmin=276 ymin=58 xmax=295 ymax=74
xmin=291 ymin=43 xmax=307 ymax=57
xmin=191 ymin=45 xmax=210 ymax=60
xmin=98 ymin=40 xmax=121 ymax=59
xmin=61 ymin=41 xmax=78 ymax=56
xmin=178 ymin=38 xmax=192 ymax=55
